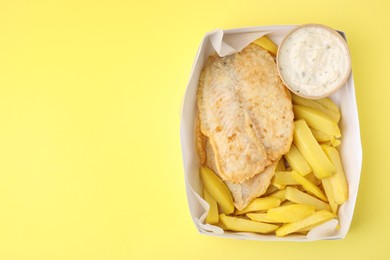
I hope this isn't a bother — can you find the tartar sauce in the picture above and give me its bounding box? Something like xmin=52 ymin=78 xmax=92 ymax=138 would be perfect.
xmin=277 ymin=24 xmax=351 ymax=98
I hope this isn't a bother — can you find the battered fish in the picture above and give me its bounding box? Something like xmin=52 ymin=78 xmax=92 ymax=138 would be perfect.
xmin=197 ymin=44 xmax=294 ymax=184
xmin=196 ymin=115 xmax=277 ymax=210
xmin=205 ymin=132 xmax=277 ymax=210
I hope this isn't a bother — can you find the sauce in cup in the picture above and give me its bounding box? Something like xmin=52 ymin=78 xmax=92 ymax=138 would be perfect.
xmin=277 ymin=24 xmax=351 ymax=99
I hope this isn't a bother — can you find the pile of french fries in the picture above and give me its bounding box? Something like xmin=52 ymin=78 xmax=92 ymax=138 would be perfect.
xmin=200 ymin=94 xmax=348 ymax=237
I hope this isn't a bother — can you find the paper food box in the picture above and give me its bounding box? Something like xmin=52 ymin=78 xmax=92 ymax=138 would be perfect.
xmin=180 ymin=25 xmax=362 ymax=241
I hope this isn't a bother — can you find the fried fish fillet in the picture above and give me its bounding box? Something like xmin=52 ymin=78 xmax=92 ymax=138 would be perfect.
xmin=197 ymin=43 xmax=294 ymax=184
xmin=206 ymin=136 xmax=277 ymax=210
xmin=196 ymin=115 xmax=277 ymax=210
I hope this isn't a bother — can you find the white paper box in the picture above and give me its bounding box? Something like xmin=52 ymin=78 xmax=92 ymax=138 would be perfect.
xmin=180 ymin=25 xmax=362 ymax=241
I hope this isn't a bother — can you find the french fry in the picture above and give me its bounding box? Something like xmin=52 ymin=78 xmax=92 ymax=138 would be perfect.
xmin=321 ymin=178 xmax=338 ymax=214
xmin=272 ymin=171 xmax=301 ymax=187
xmin=276 ymin=210 xmax=335 ymax=237
xmin=235 ymin=197 xmax=281 ymax=215
xmin=290 ymin=171 xmax=328 ymax=202
xmin=217 ymin=220 xmax=228 ymax=230
xmin=267 ymin=204 xmax=316 ymax=223
xmin=298 ymin=222 xmax=340 ymax=233
xmin=200 ymin=167 xmax=234 ymax=214
xmin=219 ymin=214 xmax=279 ymax=234
xmin=297 ymin=225 xmax=318 ymax=233
xmin=285 ymin=187 xmax=330 ymax=211
xmin=293 ymin=105 xmax=341 ymax=138
xmin=284 ymin=143 xmax=312 ymax=176
xmin=314 ymin=97 xmax=340 ymax=113
xmin=269 ymin=189 xmax=286 ymax=202
xmin=310 ymin=128 xmax=331 ymax=142
xmin=247 ymin=213 xmax=282 ymax=223
xmin=252 ymin=36 xmax=278 ymax=56
xmin=292 ymin=94 xmax=340 ymax=123
xmin=315 ymin=217 xmax=340 ymax=232
xmin=293 ymin=120 xmax=335 ymax=179
xmin=322 ymin=145 xmax=349 ymax=204
xmin=273 ymin=159 xmax=287 ymax=190
xmin=203 ymin=188 xmax=219 ymax=224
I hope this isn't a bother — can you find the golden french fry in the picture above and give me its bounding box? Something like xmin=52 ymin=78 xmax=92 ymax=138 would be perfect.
xmin=200 ymin=167 xmax=234 ymax=214
xmin=290 ymin=171 xmax=328 ymax=202
xmin=272 ymin=171 xmax=300 ymax=187
xmin=217 ymin=221 xmax=228 ymax=230
xmin=235 ymin=197 xmax=281 ymax=215
xmin=285 ymin=187 xmax=330 ymax=211
xmin=310 ymin=128 xmax=331 ymax=142
xmin=284 ymin=143 xmax=312 ymax=176
xmin=272 ymin=158 xmax=287 ymax=189
xmin=203 ymin=188 xmax=219 ymax=224
xmin=247 ymin=213 xmax=282 ymax=223
xmin=292 ymin=94 xmax=340 ymax=123
xmin=293 ymin=105 xmax=341 ymax=138
xmin=219 ymin=214 xmax=279 ymax=234
xmin=299 ymin=221 xmax=341 ymax=233
xmin=297 ymin=226 xmax=315 ymax=233
xmin=321 ymin=178 xmax=338 ymax=214
xmin=293 ymin=120 xmax=335 ymax=179
xmin=267 ymin=204 xmax=316 ymax=223
xmin=269 ymin=189 xmax=286 ymax=202
xmin=276 ymin=210 xmax=335 ymax=237
xmin=322 ymin=145 xmax=349 ymax=204
xmin=252 ymin=36 xmax=278 ymax=56
xmin=314 ymin=97 xmax=340 ymax=113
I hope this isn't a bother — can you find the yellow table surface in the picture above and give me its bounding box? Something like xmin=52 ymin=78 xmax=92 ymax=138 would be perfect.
xmin=0 ymin=0 xmax=389 ymax=259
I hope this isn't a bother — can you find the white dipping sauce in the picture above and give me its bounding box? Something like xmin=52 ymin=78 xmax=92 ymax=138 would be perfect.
xmin=277 ymin=25 xmax=351 ymax=98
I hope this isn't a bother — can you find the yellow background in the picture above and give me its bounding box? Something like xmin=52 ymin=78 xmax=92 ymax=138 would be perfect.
xmin=0 ymin=0 xmax=389 ymax=259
